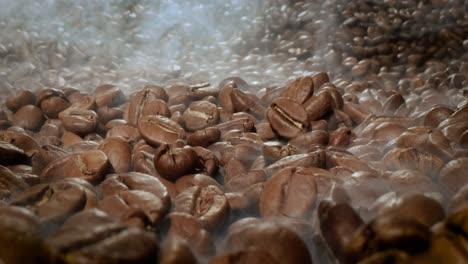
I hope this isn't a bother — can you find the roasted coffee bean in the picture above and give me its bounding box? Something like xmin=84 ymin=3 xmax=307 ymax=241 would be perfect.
xmin=0 ymin=141 xmax=29 ymax=165
xmin=167 ymin=212 xmax=215 ymax=257
xmin=259 ymin=167 xmax=317 ymax=218
xmin=126 ymin=88 xmax=171 ymax=126
xmin=139 ymin=115 xmax=186 ymax=146
xmin=193 ymin=146 xmax=219 ymax=176
xmin=383 ymin=147 xmax=444 ymax=178
xmin=174 ymin=185 xmax=230 ymax=231
xmin=385 ymin=170 xmax=438 ymax=195
xmin=93 ymin=84 xmax=126 ymax=108
xmin=265 ymin=149 xmax=326 ymax=176
xmin=345 ymin=216 xmax=431 ymax=263
xmin=213 ymin=117 xmax=255 ymax=136
xmin=312 ymin=72 xmax=330 ymax=89
xmin=41 ymin=149 xmax=110 ymax=184
xmin=5 ymin=89 xmax=36 ymax=112
xmin=188 ymin=82 xmax=219 ymax=100
xmin=262 ymin=141 xmax=301 ymax=165
xmin=318 ymin=201 xmax=363 ymax=262
xmin=98 ymin=190 xmax=168 ymax=227
xmin=160 ymin=238 xmax=197 ymax=264
xmin=182 ymin=101 xmax=219 ymax=131
xmin=378 ymin=194 xmax=445 ymax=227
xmin=107 ymin=124 xmax=140 ymax=141
xmin=303 ymin=91 xmax=332 ymax=121
xmin=100 ymin=172 xmax=171 ymax=208
xmin=174 ymin=174 xmax=222 ymax=194
xmin=11 ymin=105 xmax=45 ymax=131
xmin=329 ymin=126 xmax=354 ymax=147
xmin=0 ymin=165 xmax=30 ymax=199
xmin=289 ymin=130 xmax=329 ymax=150
xmin=187 ymin=127 xmax=221 ymax=147
xmin=209 ymin=248 xmax=278 ymax=264
xmin=10 ymin=179 xmax=97 ymax=228
xmin=219 ymin=143 xmax=261 ymax=168
xmin=266 ymin=97 xmax=309 ymax=139
xmin=97 ymin=106 xmax=124 ymax=125
xmin=447 ymin=183 xmax=468 ymax=214
xmin=225 ymin=165 xmax=266 ymax=193
xmin=154 ymin=144 xmax=202 ymax=181
xmin=60 ymin=109 xmax=98 ymax=136
xmin=438 ymin=157 xmax=468 ymax=195
xmin=283 ymin=76 xmax=314 ymax=104
xmin=98 ymin=137 xmax=131 ymax=174
xmin=45 ymin=209 xmax=159 ymax=263
xmin=40 ymin=96 xmax=71 ymax=119
xmin=225 ymin=220 xmax=312 ymax=264
xmin=424 ymin=105 xmax=454 ymax=127
xmin=0 ymin=206 xmax=48 ymax=263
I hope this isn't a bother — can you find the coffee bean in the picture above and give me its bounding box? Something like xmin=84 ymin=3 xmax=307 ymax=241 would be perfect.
xmin=303 ymin=91 xmax=332 ymax=121
xmin=187 ymin=127 xmax=221 ymax=147
xmin=41 ymin=149 xmax=110 ymax=184
xmin=98 ymin=137 xmax=131 ymax=174
xmin=11 ymin=105 xmax=45 ymax=131
xmin=126 ymin=88 xmax=171 ymax=126
xmin=260 ymin=167 xmax=317 ymax=218
xmin=266 ymin=97 xmax=309 ymax=139
xmin=182 ymin=101 xmax=219 ymax=131
xmin=60 ymin=109 xmax=99 ymax=136
xmin=153 ymin=144 xmax=201 ymax=181
xmin=283 ymin=76 xmax=314 ymax=104
xmin=139 ymin=115 xmax=186 ymax=146
xmin=93 ymin=84 xmax=126 ymax=108
xmin=174 ymin=185 xmax=230 ymax=231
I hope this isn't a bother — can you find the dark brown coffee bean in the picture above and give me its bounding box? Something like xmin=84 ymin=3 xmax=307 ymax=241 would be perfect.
xmin=260 ymin=167 xmax=316 ymax=218
xmin=41 ymin=149 xmax=110 ymax=184
xmin=160 ymin=238 xmax=197 ymax=264
xmin=97 ymin=106 xmax=123 ymax=125
xmin=439 ymin=157 xmax=468 ymax=195
xmin=11 ymin=105 xmax=45 ymax=131
xmin=266 ymin=97 xmax=309 ymax=139
xmin=225 ymin=221 xmax=312 ymax=264
xmin=225 ymin=161 xmax=266 ymax=192
xmin=174 ymin=174 xmax=222 ymax=194
xmin=262 ymin=141 xmax=301 ymax=165
xmin=303 ymin=91 xmax=332 ymax=121
xmin=174 ymin=185 xmax=230 ymax=231
xmin=167 ymin=212 xmax=215 ymax=257
xmin=98 ymin=137 xmax=131 ymax=174
xmin=188 ymin=82 xmax=219 ymax=100
xmin=320 ymin=84 xmax=344 ymax=110
xmin=187 ymin=127 xmax=221 ymax=147
xmin=283 ymin=76 xmax=314 ymax=104
xmin=182 ymin=101 xmax=219 ymax=131
xmin=312 ymin=72 xmax=330 ymax=89
xmin=424 ymin=105 xmax=454 ymax=127
xmin=265 ymin=149 xmax=326 ymax=177
xmin=0 ymin=206 xmax=48 ymax=263
xmin=209 ymin=248 xmax=278 ymax=264
xmin=60 ymin=109 xmax=99 ymax=136
xmin=126 ymin=88 xmax=171 ymax=126
xmin=0 ymin=141 xmax=29 ymax=166
xmin=382 ymin=93 xmax=405 ymax=115
xmin=346 ymin=216 xmax=431 ymax=263
xmin=318 ymin=201 xmax=363 ymax=262
xmin=447 ymin=183 xmax=468 ymax=214
xmin=10 ymin=179 xmax=95 ymax=227
xmin=378 ymin=194 xmax=445 ymax=227
xmin=289 ymin=130 xmax=329 ymax=151
xmin=139 ymin=115 xmax=186 ymax=146
xmin=98 ymin=190 xmax=168 ymax=227
xmin=107 ymin=124 xmax=140 ymax=141
xmin=213 ymin=117 xmax=255 ymax=136
xmin=154 ymin=144 xmax=201 ymax=181
xmin=193 ymin=146 xmax=219 ymax=176
xmin=383 ymin=147 xmax=444 ymax=178
xmin=93 ymin=84 xmax=126 ymax=107
xmin=6 ymin=89 xmax=36 ymax=112
xmin=0 ymin=165 xmax=30 ymax=199
xmin=45 ymin=209 xmax=159 ymax=263
xmin=329 ymin=126 xmax=354 ymax=147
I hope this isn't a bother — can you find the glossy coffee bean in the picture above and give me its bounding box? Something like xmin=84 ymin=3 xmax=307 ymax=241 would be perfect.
xmin=98 ymin=137 xmax=131 ymax=174
xmin=187 ymin=127 xmax=221 ymax=147
xmin=60 ymin=109 xmax=99 ymax=136
xmin=41 ymin=149 xmax=110 ymax=184
xmin=126 ymin=88 xmax=171 ymax=126
xmin=174 ymin=185 xmax=230 ymax=231
xmin=139 ymin=115 xmax=185 ymax=146
xmin=259 ymin=167 xmax=317 ymax=218
xmin=266 ymin=97 xmax=309 ymax=139
xmin=182 ymin=101 xmax=219 ymax=131
xmin=318 ymin=201 xmax=363 ymax=262
xmin=11 ymin=105 xmax=45 ymax=131
xmin=154 ymin=144 xmax=202 ymax=181
xmin=225 ymin=220 xmax=312 ymax=264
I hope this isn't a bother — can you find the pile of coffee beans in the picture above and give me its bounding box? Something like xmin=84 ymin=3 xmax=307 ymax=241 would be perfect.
xmin=0 ymin=69 xmax=467 ymax=263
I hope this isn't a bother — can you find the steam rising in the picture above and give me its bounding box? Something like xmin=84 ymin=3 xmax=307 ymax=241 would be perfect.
xmin=0 ymin=0 xmax=319 ymax=94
